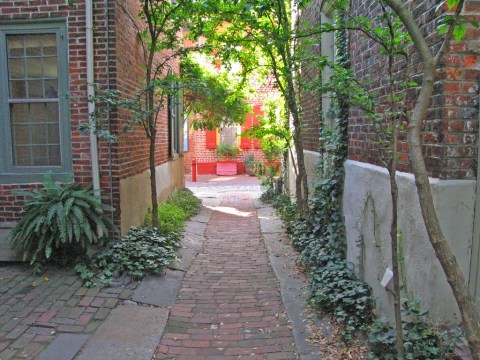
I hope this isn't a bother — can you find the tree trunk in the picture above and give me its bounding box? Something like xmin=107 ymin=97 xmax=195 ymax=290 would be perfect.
xmin=388 ymin=163 xmax=404 ymax=358
xmin=149 ymin=124 xmax=159 ymax=228
xmin=380 ymin=1 xmax=480 ymax=356
xmin=287 ymin=85 xmax=309 ymax=217
xmin=408 ymin=121 xmax=480 ymax=360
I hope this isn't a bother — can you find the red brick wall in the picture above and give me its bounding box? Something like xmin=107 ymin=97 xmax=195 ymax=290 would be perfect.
xmin=298 ymin=0 xmax=322 ymax=152
xmin=185 ymin=75 xmax=278 ymax=175
xmin=0 ymin=0 xmax=178 ymax=227
xmin=348 ymin=0 xmax=479 ymax=179
xmin=114 ymin=1 xmax=180 ymax=181
xmin=0 ymin=0 xmax=116 ymax=223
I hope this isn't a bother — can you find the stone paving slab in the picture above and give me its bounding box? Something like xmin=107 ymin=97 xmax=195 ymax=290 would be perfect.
xmin=0 ymin=265 xmax=137 ymax=360
xmin=132 ymin=270 xmax=185 ymax=307
xmin=36 ymin=333 xmax=89 ymax=360
xmin=75 ymin=305 xmax=168 ymax=360
xmin=257 ymin=200 xmax=327 ymax=358
xmin=257 ymin=207 xmax=285 ymax=234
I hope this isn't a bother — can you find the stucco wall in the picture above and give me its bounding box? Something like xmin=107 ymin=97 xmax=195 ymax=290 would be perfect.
xmin=303 ymin=150 xmax=321 ymax=194
xmin=344 ymin=160 xmax=476 ymax=323
xmin=119 ymin=157 xmax=185 ymax=234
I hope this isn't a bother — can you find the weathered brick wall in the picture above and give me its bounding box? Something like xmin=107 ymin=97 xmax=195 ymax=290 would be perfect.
xmin=349 ymin=0 xmax=479 ymax=179
xmin=114 ymin=1 xmax=179 ymax=181
xmin=0 ymin=0 xmax=117 ymax=223
xmin=0 ymin=0 xmax=178 ymax=227
xmin=298 ymin=0 xmax=322 ymax=152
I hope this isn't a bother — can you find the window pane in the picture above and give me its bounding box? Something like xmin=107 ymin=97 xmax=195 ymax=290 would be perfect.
xmin=45 ymin=103 xmax=59 ymax=122
xmin=48 ymin=124 xmax=60 ymax=143
xmin=32 ymin=146 xmax=48 ymax=166
xmin=25 ymin=35 xmax=42 ymax=56
xmin=26 ymin=57 xmax=43 ymax=78
xmin=27 ymin=79 xmax=43 ymax=98
xmin=43 ymin=35 xmax=56 ymax=56
xmin=12 ymin=125 xmax=30 ymax=145
xmin=10 ymin=103 xmax=29 ymax=123
xmin=43 ymin=57 xmax=57 ymax=78
xmin=220 ymin=127 xmax=237 ymax=146
xmin=8 ymin=59 xmax=25 ymax=79
xmin=9 ymin=80 xmax=26 ymax=98
xmin=14 ymin=147 xmax=30 ymax=166
xmin=48 ymin=145 xmax=61 ymax=165
xmin=7 ymin=36 xmax=24 ymax=57
xmin=32 ymin=124 xmax=47 ymax=144
xmin=30 ymin=103 xmax=47 ymax=121
xmin=44 ymin=79 xmax=58 ymax=98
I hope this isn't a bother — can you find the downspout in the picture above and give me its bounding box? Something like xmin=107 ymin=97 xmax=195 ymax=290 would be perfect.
xmin=104 ymin=0 xmax=114 ymax=213
xmin=86 ymin=0 xmax=101 ymax=198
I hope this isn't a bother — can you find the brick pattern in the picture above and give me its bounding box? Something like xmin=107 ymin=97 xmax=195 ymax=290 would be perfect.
xmin=0 ymin=265 xmax=136 ymax=360
xmin=298 ymin=0 xmax=323 ymax=152
xmin=0 ymin=0 xmax=119 ymax=224
xmin=0 ymin=0 xmax=180 ymax=228
xmin=154 ymin=194 xmax=297 ymax=359
xmin=185 ymin=75 xmax=279 ymax=174
xmin=347 ymin=0 xmax=480 ymax=179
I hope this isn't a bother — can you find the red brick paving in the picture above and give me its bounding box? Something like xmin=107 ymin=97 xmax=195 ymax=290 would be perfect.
xmin=153 ymin=193 xmax=297 ymax=359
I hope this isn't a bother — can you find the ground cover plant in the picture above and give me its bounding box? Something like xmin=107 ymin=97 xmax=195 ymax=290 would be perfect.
xmin=10 ymin=174 xmax=115 ymax=266
xmin=269 ymin=191 xmax=460 ymax=359
xmin=76 ymin=189 xmax=201 ymax=287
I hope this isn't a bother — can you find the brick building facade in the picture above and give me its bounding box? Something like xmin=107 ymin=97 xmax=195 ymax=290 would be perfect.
xmin=184 ymin=75 xmax=279 ymax=176
xmin=0 ymin=0 xmax=184 ymax=254
xmin=298 ymin=0 xmax=480 ymax=322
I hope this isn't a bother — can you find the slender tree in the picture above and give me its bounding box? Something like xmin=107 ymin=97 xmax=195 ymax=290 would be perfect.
xmin=374 ymin=0 xmax=480 ymax=357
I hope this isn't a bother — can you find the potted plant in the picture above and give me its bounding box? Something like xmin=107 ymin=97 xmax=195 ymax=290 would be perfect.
xmin=215 ymin=144 xmax=238 ymax=158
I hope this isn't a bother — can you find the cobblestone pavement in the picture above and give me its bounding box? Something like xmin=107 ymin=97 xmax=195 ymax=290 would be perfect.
xmin=0 ymin=266 xmax=136 ymax=359
xmin=153 ymin=192 xmax=298 ymax=359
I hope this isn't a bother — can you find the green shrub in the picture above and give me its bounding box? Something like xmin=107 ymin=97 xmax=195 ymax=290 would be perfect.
xmin=145 ymin=203 xmax=187 ymax=234
xmin=367 ymin=301 xmax=461 ymax=359
xmin=167 ymin=190 xmax=202 ymax=218
xmin=76 ymin=227 xmax=180 ymax=287
xmin=309 ymin=258 xmax=373 ymax=334
xmin=10 ymin=175 xmax=115 ymax=265
xmin=216 ymin=144 xmax=238 ymax=158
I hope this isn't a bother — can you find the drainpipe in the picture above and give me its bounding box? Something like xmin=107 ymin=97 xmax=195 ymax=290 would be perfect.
xmin=86 ymin=0 xmax=101 ymax=198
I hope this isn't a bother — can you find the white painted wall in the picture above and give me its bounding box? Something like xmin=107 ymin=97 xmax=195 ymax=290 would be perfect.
xmin=343 ymin=160 xmax=476 ymax=323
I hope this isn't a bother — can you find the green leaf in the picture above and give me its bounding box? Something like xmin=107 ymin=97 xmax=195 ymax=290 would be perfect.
xmin=453 ymin=23 xmax=467 ymax=41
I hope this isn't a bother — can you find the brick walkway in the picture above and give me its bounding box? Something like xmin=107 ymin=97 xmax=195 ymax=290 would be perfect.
xmin=154 ymin=193 xmax=297 ymax=359
xmin=0 ymin=266 xmax=135 ymax=359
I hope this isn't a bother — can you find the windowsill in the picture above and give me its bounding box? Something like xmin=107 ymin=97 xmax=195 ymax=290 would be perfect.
xmin=0 ymin=172 xmax=72 ymax=184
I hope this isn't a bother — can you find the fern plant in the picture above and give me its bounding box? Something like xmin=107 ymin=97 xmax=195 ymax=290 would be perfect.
xmin=10 ymin=175 xmax=116 ymax=265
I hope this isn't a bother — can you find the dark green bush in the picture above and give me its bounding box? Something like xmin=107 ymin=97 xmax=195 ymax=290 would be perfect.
xmin=269 ymin=189 xmax=374 ymax=337
xmin=10 ymin=175 xmax=115 ymax=265
xmin=76 ymin=227 xmax=180 ymax=287
xmin=367 ymin=302 xmax=461 ymax=359
xmin=309 ymin=259 xmax=373 ymax=333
